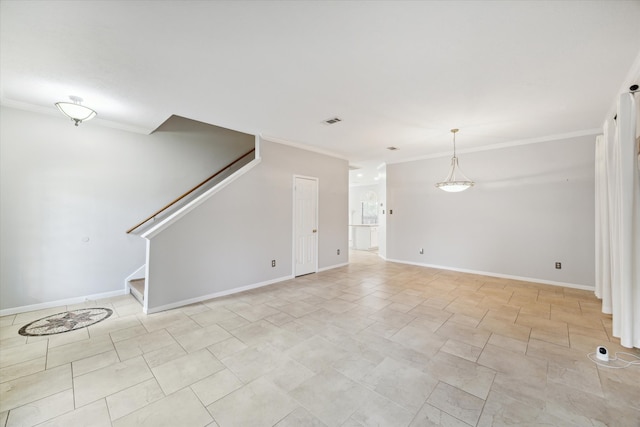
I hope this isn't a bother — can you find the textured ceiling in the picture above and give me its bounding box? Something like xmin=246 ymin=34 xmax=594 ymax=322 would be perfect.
xmin=2 ymin=1 xmax=640 ymax=176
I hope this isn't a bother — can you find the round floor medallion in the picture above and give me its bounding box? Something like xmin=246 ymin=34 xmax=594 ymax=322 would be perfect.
xmin=18 ymin=308 xmax=113 ymax=336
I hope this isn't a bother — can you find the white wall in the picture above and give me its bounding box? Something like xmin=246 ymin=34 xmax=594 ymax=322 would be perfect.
xmin=386 ymin=135 xmax=595 ymax=287
xmin=145 ymin=139 xmax=349 ymax=311
xmin=0 ymin=107 xmax=254 ymax=311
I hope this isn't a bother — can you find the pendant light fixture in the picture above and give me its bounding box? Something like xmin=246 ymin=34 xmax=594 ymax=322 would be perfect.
xmin=55 ymin=96 xmax=97 ymax=126
xmin=435 ymin=128 xmax=474 ymax=192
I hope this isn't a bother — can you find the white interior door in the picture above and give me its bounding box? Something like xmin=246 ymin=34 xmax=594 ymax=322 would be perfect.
xmin=294 ymin=176 xmax=318 ymax=276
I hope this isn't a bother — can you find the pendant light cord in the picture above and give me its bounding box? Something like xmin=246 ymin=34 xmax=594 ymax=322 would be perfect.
xmin=451 ymin=128 xmax=459 ymax=158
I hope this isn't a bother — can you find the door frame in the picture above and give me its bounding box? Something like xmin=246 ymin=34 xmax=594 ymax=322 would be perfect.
xmin=292 ymin=175 xmax=319 ymax=277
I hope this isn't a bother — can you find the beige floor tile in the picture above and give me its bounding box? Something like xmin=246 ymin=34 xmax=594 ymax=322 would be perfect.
xmin=264 ymin=358 xmax=316 ymax=392
xmin=477 ymin=389 xmax=567 ymax=427
xmin=530 ymin=327 xmax=569 ymax=347
xmin=568 ymin=323 xmax=608 ymax=340
xmin=447 ymin=312 xmax=482 ymax=328
xmin=429 ymin=351 xmax=496 ymax=400
xmin=209 ymin=377 xmax=298 ymax=427
xmin=490 ymin=372 xmax=546 ymax=411
xmin=0 ymin=356 xmax=45 ymax=384
xmin=113 ymin=329 xmax=177 ymax=361
xmin=136 ymin=310 xmax=193 ymax=332
xmin=190 ymin=369 xmax=243 ymax=406
xmin=113 ymin=387 xmax=212 ymax=427
xmin=361 ymin=357 xmax=437 ymax=412
xmin=13 ymin=306 xmax=67 ymax=326
xmin=478 ymin=344 xmax=547 ymax=381
xmin=356 ymin=295 xmax=393 ymax=310
xmin=264 ymin=311 xmax=296 ymax=326
xmin=427 ymin=381 xmax=485 ymax=426
xmin=27 ymin=327 xmax=90 ymax=349
xmin=0 ymin=315 xmax=15 ymax=328
xmin=230 ymin=320 xmax=290 ymax=348
xmin=169 ymin=323 xmax=232 ymax=353
xmin=141 ymin=342 xmax=187 ymax=368
xmin=222 ymin=343 xmax=289 ymax=383
xmin=286 ymin=335 xmax=350 ymax=373
xmin=597 ymin=367 xmax=640 ymax=411
xmin=542 ymin=380 xmax=624 ymax=427
xmin=73 ymin=356 xmax=152 ymax=408
xmin=274 ymin=407 xmax=326 ymax=427
xmin=517 ymin=301 xmax=550 ymax=318
xmin=46 ymin=335 xmax=114 ymax=368
xmin=436 ymin=321 xmax=491 ymax=348
xmin=0 ymin=324 xmax=25 ymax=342
xmin=0 ymin=340 xmax=47 ymax=368
xmin=177 ymin=302 xmax=210 ymax=316
xmin=5 ymin=389 xmax=74 ymax=427
xmin=361 ymin=321 xmax=401 ymax=339
xmin=189 ymin=307 xmax=238 ymax=327
xmin=278 ymin=300 xmax=325 ymax=317
xmin=290 ymin=369 xmax=374 ymax=426
xmin=152 ymin=348 xmax=224 ymax=395
xmin=0 ymin=335 xmax=27 ymax=350
xmin=440 ymin=339 xmax=483 ymax=362
xmin=2 ymin=251 xmax=639 ymax=427
xmin=87 ymin=314 xmax=141 ymax=338
xmin=483 ymin=306 xmax=519 ymax=322
xmin=409 ymin=402 xmax=470 ymax=427
xmin=486 ymin=332 xmax=527 ymax=353
xmin=71 ymin=349 xmax=120 ymax=377
xmin=375 ymin=297 xmax=406 ymax=310
xmin=317 ymin=298 xmax=359 ymax=314
xmin=407 ymin=307 xmax=452 ymax=329
xmin=109 ymin=324 xmax=149 ymax=343
xmin=368 ymin=307 xmax=416 ymax=329
xmin=390 ymin=325 xmax=447 ymax=357
xmin=106 ymin=378 xmax=165 ymax=420
xmin=477 ymin=316 xmax=531 ymax=342
xmin=207 ymin=336 xmax=248 ymax=360
xmin=0 ymin=364 xmax=71 ymax=412
xmin=36 ymin=399 xmax=111 ymax=427
xmin=347 ymin=392 xmax=414 ymax=427
xmin=227 ymin=302 xmax=282 ymax=322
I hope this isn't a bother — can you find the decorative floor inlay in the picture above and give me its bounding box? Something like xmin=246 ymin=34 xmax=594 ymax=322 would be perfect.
xmin=18 ymin=308 xmax=113 ymax=336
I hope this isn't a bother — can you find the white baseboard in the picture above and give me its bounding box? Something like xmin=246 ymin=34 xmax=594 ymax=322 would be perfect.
xmin=0 ymin=289 xmax=128 ymax=317
xmin=318 ymin=262 xmax=349 ymax=272
xmin=145 ymin=274 xmax=294 ymax=314
xmin=385 ymin=258 xmax=594 ymax=291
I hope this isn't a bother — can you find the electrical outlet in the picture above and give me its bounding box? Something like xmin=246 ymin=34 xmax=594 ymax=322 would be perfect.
xmin=555 ymin=262 xmax=561 ymax=269
xmin=337 ymin=249 xmax=340 ymax=255
xmin=271 ymin=260 xmax=276 ymax=268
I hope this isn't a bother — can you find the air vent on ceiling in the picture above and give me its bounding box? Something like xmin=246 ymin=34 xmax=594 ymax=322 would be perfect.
xmin=323 ymin=117 xmax=342 ymax=125
xmin=387 ymin=146 xmax=398 ymax=151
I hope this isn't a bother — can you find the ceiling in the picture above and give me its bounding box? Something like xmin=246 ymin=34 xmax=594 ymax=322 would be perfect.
xmin=2 ymin=1 xmax=640 ymax=181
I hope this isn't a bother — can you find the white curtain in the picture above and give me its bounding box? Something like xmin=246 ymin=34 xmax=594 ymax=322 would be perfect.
xmin=595 ymin=91 xmax=640 ymax=349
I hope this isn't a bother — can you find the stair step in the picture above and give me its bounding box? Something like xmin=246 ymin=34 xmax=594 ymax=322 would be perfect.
xmin=129 ymin=278 xmax=145 ymax=304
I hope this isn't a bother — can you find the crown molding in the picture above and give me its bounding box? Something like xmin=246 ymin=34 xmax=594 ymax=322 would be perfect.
xmin=387 ymin=128 xmax=601 ymax=165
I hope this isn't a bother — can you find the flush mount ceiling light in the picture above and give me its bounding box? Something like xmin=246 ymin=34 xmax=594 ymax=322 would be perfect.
xmin=55 ymin=96 xmax=97 ymax=126
xmin=435 ymin=128 xmax=475 ymax=192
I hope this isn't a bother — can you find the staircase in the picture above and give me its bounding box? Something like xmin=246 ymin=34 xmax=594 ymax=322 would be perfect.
xmin=128 ymin=278 xmax=145 ymax=304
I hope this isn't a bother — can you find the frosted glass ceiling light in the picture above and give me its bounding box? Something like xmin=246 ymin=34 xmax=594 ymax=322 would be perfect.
xmin=55 ymin=96 xmax=97 ymax=126
xmin=435 ymin=128 xmax=474 ymax=192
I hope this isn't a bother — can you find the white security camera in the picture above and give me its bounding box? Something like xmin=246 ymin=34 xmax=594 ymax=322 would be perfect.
xmin=596 ymin=346 xmax=609 ymax=362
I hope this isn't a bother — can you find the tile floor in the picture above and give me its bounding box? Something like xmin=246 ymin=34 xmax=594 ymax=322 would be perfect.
xmin=1 ymin=251 xmax=639 ymax=426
